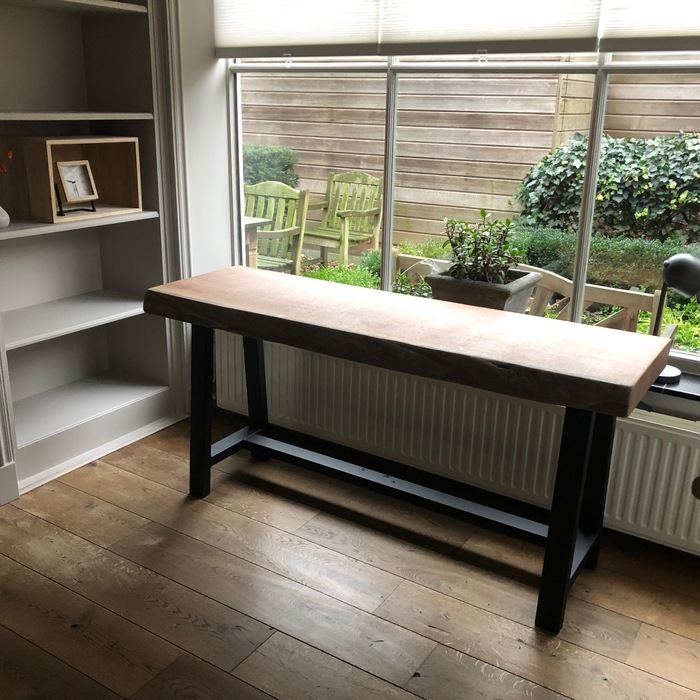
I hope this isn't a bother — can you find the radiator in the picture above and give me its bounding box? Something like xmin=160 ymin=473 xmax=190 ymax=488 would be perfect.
xmin=216 ymin=333 xmax=700 ymax=555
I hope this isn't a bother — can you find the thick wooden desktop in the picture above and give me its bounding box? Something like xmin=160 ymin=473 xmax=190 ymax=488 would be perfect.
xmin=144 ymin=266 xmax=671 ymax=633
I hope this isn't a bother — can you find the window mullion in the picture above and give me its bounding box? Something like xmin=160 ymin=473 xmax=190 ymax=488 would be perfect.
xmin=569 ymin=55 xmax=610 ymax=322
xmin=380 ymin=57 xmax=399 ymax=291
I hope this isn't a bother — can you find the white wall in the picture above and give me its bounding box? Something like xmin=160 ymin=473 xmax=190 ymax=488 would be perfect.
xmin=174 ymin=0 xmax=234 ymax=276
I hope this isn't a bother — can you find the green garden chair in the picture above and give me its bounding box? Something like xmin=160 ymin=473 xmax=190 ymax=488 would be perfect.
xmin=304 ymin=171 xmax=382 ymax=265
xmin=244 ymin=181 xmax=309 ymax=275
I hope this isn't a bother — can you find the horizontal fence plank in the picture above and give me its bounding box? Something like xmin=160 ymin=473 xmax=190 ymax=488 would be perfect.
xmin=243 ymin=119 xmax=552 ymax=148
xmin=605 ymin=115 xmax=700 ymax=133
xmin=243 ymin=92 xmax=556 ymax=114
xmin=243 ymin=75 xmax=559 ymax=96
xmin=607 ymin=83 xmax=700 ymax=101
xmin=604 ymin=99 xmax=700 ymax=117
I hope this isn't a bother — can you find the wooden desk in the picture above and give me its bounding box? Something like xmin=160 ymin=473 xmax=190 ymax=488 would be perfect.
xmin=144 ymin=266 xmax=671 ymax=633
xmin=243 ymin=216 xmax=272 ymax=268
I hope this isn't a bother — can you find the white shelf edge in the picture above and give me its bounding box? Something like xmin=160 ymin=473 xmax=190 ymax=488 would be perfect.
xmin=0 ymin=111 xmax=154 ymax=121
xmin=13 ymin=372 xmax=168 ymax=447
xmin=0 ymin=209 xmax=159 ymax=241
xmin=2 ymin=290 xmax=145 ymax=350
xmin=2 ymin=0 xmax=147 ymax=14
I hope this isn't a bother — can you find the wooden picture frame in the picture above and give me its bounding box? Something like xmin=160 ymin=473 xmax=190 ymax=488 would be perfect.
xmin=55 ymin=160 xmax=99 ymax=204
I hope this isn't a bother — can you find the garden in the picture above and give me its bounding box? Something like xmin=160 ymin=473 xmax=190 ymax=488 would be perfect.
xmin=244 ymin=132 xmax=700 ymax=353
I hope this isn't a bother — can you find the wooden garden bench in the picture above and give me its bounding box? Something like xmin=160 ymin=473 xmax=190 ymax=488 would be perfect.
xmin=394 ymin=253 xmax=666 ymax=334
xmin=519 ymin=263 xmax=663 ymax=333
xmin=304 ymin=171 xmax=382 ymax=265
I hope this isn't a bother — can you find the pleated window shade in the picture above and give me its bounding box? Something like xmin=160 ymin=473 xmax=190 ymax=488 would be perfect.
xmin=598 ymin=0 xmax=700 ymax=52
xmin=213 ymin=0 xmax=602 ymax=58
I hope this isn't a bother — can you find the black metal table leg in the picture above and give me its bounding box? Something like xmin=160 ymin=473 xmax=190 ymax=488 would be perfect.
xmin=189 ymin=325 xmax=214 ymax=497
xmin=535 ymin=407 xmax=595 ymax=632
xmin=579 ymin=412 xmax=616 ymax=570
xmin=242 ymin=336 xmax=269 ymax=431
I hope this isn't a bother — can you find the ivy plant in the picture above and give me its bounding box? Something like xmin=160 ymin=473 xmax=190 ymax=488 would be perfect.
xmin=516 ymin=132 xmax=700 ymax=243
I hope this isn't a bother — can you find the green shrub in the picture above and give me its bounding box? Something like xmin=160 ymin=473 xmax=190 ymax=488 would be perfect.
xmin=510 ymin=226 xmax=576 ymax=272
xmin=511 ymin=226 xmax=700 ymax=291
xmin=516 ymin=132 xmax=700 ymax=243
xmin=392 ymin=271 xmax=432 ymax=297
xmin=395 ymin=238 xmax=451 ymax=260
xmin=242 ymin=144 xmax=299 ymax=187
xmin=638 ymin=297 xmax=700 ymax=352
xmin=359 ymin=249 xmax=382 ymax=276
xmin=302 ymin=264 xmax=380 ymax=289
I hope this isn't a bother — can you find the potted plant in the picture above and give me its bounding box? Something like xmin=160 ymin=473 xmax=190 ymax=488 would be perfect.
xmin=425 ymin=209 xmax=542 ymax=312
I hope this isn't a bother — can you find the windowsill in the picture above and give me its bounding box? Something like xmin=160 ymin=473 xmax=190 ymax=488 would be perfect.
xmin=651 ymin=372 xmax=700 ymax=402
xmin=643 ymin=363 xmax=700 ymax=422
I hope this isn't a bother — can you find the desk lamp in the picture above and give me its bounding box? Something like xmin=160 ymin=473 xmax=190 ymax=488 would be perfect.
xmin=652 ymin=253 xmax=700 ymax=383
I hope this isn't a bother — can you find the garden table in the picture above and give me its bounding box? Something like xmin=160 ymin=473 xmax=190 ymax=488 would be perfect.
xmin=243 ymin=215 xmax=273 ymax=268
xmin=144 ymin=266 xmax=671 ymax=633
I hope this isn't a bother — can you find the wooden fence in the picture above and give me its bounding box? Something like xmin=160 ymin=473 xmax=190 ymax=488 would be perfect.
xmin=240 ymin=68 xmax=700 ymax=245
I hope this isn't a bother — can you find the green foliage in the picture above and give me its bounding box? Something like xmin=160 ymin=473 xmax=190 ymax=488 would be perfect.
xmin=302 ymin=264 xmax=380 ymax=289
xmin=444 ymin=210 xmax=522 ymax=284
xmin=511 ymin=226 xmax=700 ymax=291
xmin=516 ymin=132 xmax=700 ymax=243
xmin=392 ymin=271 xmax=432 ymax=297
xmin=395 ymin=238 xmax=451 ymax=260
xmin=242 ymin=144 xmax=299 ymax=187
xmin=510 ymin=226 xmax=576 ymax=274
xmin=637 ymin=297 xmax=700 ymax=352
xmin=359 ymin=248 xmax=382 ymax=276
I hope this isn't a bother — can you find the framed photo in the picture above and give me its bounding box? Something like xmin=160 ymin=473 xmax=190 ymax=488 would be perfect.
xmin=55 ymin=160 xmax=99 ymax=204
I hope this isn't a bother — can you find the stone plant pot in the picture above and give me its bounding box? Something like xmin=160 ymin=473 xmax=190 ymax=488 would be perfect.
xmin=425 ymin=268 xmax=543 ymax=313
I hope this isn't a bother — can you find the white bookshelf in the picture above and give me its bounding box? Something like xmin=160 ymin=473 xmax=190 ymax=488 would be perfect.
xmin=2 ymin=290 xmax=145 ymax=349
xmin=0 ymin=0 xmax=180 ymax=494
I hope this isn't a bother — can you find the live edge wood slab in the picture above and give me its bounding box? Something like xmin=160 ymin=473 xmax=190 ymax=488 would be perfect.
xmin=145 ymin=266 xmax=670 ymax=417
xmin=144 ymin=266 xmax=671 ymax=633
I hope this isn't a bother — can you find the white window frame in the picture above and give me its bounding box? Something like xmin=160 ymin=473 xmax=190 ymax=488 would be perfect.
xmin=227 ymin=52 xmax=700 ymax=419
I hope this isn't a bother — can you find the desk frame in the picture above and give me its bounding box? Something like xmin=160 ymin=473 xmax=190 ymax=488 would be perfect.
xmin=189 ymin=325 xmax=615 ymax=634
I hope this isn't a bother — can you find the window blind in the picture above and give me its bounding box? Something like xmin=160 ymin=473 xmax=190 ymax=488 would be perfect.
xmin=598 ymin=0 xmax=700 ymax=52
xmin=214 ymin=0 xmax=602 ymax=58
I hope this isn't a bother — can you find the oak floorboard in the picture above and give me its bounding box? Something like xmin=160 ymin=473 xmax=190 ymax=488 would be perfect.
xmin=2 ymin=421 xmax=698 ymax=699
xmin=0 ymin=505 xmax=274 ymax=671
xmin=0 ymin=623 xmax=122 ymax=700
xmin=232 ymin=631 xmax=421 ymax=699
xmin=596 ymin=529 xmax=700 ymax=600
xmin=626 ymin=624 xmax=700 ymax=693
xmin=99 ymin=443 xmax=320 ymax=531
xmin=406 ymin=644 xmax=568 ymax=700
xmin=63 ymin=459 xmax=401 ymax=612
xmin=463 ymin=519 xmax=700 ymax=646
xmin=131 ymin=653 xmax=274 ymax=700
xmin=0 ymin=553 xmax=179 ymax=697
xmin=60 ymin=460 xmax=204 ymax=532
xmin=297 ymin=511 xmax=640 ymax=662
xmin=15 ymin=478 xmax=149 ymax=548
xmin=573 ymin=566 xmax=700 ymax=644
xmin=111 ymin=521 xmax=437 ymax=687
xmin=99 ymin=441 xmax=194 ymax=493
xmin=218 ymin=452 xmax=478 ymax=548
xmin=139 ymin=414 xmax=246 ymax=460
xmin=376 ymin=580 xmax=700 ymax=700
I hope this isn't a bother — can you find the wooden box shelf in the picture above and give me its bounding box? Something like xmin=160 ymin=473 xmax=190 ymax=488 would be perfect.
xmin=8 ymin=136 xmax=142 ymax=224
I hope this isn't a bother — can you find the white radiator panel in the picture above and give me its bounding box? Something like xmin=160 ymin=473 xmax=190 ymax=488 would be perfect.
xmin=606 ymin=413 xmax=700 ymax=552
xmin=216 ymin=332 xmax=700 ymax=554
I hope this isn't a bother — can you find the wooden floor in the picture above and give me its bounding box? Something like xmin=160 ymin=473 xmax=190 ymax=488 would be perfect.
xmin=1 ymin=415 xmax=699 ymax=700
